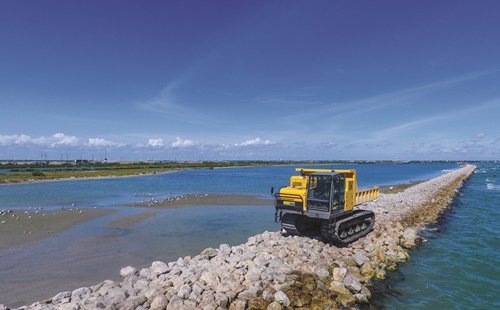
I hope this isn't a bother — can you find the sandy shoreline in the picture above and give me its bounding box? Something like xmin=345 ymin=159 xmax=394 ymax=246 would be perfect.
xmin=0 ymin=208 xmax=112 ymax=251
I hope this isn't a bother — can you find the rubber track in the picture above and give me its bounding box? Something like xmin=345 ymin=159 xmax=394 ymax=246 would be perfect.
xmin=321 ymin=210 xmax=375 ymax=245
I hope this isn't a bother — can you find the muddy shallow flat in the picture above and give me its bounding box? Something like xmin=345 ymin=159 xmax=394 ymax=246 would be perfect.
xmin=0 ymin=208 xmax=112 ymax=251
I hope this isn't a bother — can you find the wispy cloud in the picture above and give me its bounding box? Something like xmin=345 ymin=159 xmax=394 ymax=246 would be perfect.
xmin=364 ymin=96 xmax=500 ymax=144
xmin=137 ymin=75 xmax=221 ymax=125
xmin=138 ymin=77 xmax=194 ymax=117
xmin=320 ymin=141 xmax=337 ymax=149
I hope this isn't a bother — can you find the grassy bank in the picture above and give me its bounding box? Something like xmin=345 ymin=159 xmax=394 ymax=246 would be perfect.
xmin=0 ymin=161 xmax=279 ymax=183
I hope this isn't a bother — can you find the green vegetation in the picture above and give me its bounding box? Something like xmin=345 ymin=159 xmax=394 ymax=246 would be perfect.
xmin=0 ymin=160 xmax=292 ymax=184
xmin=31 ymin=171 xmax=45 ymax=177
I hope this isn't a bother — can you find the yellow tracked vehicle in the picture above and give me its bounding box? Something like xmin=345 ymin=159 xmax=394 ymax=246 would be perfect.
xmin=274 ymin=168 xmax=379 ymax=245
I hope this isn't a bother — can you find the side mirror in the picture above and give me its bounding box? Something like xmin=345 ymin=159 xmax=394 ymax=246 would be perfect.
xmin=271 ymin=187 xmax=274 ymax=195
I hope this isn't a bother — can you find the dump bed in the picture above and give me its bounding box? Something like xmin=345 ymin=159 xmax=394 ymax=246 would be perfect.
xmin=355 ymin=187 xmax=380 ymax=205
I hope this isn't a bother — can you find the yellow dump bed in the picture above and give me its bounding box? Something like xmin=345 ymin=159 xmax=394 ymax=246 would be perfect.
xmin=355 ymin=187 xmax=380 ymax=205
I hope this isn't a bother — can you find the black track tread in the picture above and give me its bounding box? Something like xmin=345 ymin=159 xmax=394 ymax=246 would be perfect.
xmin=322 ymin=210 xmax=375 ymax=245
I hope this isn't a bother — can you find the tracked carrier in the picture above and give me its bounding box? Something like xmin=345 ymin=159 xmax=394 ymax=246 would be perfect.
xmin=274 ymin=168 xmax=379 ymax=245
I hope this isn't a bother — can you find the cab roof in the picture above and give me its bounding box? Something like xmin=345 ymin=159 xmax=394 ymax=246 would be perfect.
xmin=310 ymin=172 xmax=341 ymax=177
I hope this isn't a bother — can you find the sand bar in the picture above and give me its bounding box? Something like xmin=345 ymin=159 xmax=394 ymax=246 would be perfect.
xmin=131 ymin=193 xmax=274 ymax=208
xmin=0 ymin=208 xmax=112 ymax=251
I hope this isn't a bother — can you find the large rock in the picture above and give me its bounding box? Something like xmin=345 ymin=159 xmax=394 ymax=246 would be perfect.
xmin=214 ymin=292 xmax=229 ymax=308
xmin=266 ymin=301 xmax=283 ymax=310
xmin=177 ymin=284 xmax=192 ymax=299
xmin=219 ymin=244 xmax=232 ymax=256
xmin=401 ymin=229 xmax=417 ymax=248
xmin=122 ymin=296 xmax=147 ymax=309
xmin=52 ymin=291 xmax=71 ymax=304
xmin=273 ymin=291 xmax=290 ymax=307
xmin=315 ymin=266 xmax=330 ymax=282
xmin=330 ymin=281 xmax=355 ymax=307
xmin=151 ymin=261 xmax=170 ymax=275
xmin=352 ymin=253 xmax=368 ymax=267
xmin=167 ymin=295 xmax=184 ymax=310
xmin=343 ymin=274 xmax=362 ymax=293
xmin=360 ymin=263 xmax=376 ymax=278
xmin=337 ymin=291 xmax=356 ymax=307
xmin=229 ymin=299 xmax=247 ymax=310
xmin=332 ymin=267 xmax=347 ymax=282
xmin=200 ymin=271 xmax=220 ymax=288
xmin=106 ymin=287 xmax=127 ymax=306
xmin=120 ymin=266 xmax=138 ymax=277
xmin=71 ymin=287 xmax=90 ymax=301
xmin=150 ymin=295 xmax=169 ymax=310
xmin=238 ymin=287 xmax=260 ymax=300
xmin=201 ymin=247 xmax=219 ymax=258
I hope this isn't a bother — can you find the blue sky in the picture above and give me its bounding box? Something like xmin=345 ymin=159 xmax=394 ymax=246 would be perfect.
xmin=1 ymin=0 xmax=499 ymax=161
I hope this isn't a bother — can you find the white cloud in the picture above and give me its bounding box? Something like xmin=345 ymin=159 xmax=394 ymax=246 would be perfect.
xmin=87 ymin=138 xmax=120 ymax=148
xmin=146 ymin=138 xmax=164 ymax=148
xmin=0 ymin=133 xmax=79 ymax=147
xmin=171 ymin=137 xmax=195 ymax=148
xmin=0 ymin=134 xmax=31 ymax=146
xmin=235 ymin=137 xmax=275 ymax=147
xmin=34 ymin=133 xmax=79 ymax=147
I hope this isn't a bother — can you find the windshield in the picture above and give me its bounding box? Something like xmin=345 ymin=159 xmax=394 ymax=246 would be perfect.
xmin=307 ymin=175 xmax=331 ymax=201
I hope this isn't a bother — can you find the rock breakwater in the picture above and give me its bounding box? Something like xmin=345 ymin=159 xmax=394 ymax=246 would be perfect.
xmin=3 ymin=165 xmax=475 ymax=310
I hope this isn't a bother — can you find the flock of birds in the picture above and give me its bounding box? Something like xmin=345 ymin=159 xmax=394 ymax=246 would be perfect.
xmin=1 ymin=192 xmax=209 ymax=233
xmin=133 ymin=193 xmax=210 ymax=206
xmin=0 ymin=205 xmax=85 ymax=235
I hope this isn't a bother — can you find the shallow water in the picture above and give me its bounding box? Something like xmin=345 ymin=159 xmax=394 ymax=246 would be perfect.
xmin=0 ymin=205 xmax=277 ymax=306
xmin=371 ymin=162 xmax=500 ymax=309
xmin=0 ymin=162 xmax=459 ymax=306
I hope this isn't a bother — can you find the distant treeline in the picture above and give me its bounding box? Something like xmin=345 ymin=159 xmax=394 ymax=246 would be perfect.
xmin=0 ymin=160 xmax=465 ymax=170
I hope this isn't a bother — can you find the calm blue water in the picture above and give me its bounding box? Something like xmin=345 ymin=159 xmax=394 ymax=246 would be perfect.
xmin=371 ymin=162 xmax=500 ymax=309
xmin=0 ymin=162 xmax=462 ymax=306
xmin=0 ymin=163 xmax=457 ymax=210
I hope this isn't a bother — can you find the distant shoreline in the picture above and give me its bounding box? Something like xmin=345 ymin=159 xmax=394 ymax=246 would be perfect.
xmin=0 ymin=161 xmax=462 ymax=186
xmin=0 ymin=169 xmax=184 ymax=186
